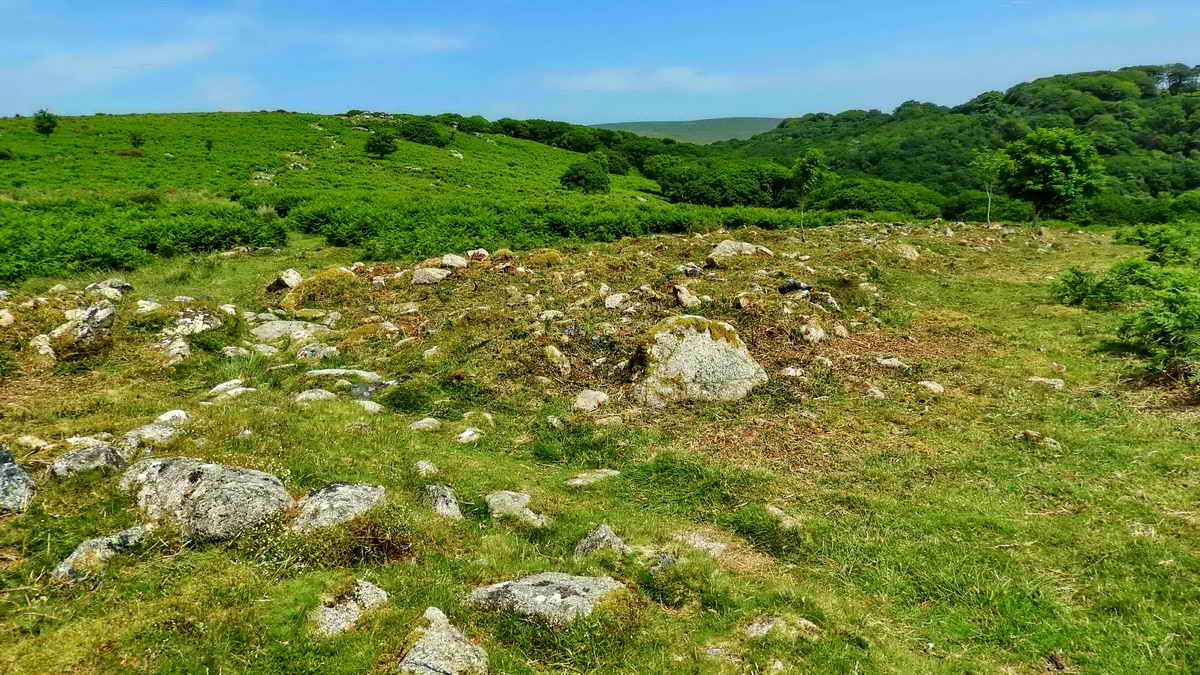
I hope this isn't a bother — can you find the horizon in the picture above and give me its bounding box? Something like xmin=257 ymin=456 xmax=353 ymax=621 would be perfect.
xmin=2 ymin=1 xmax=1197 ymax=124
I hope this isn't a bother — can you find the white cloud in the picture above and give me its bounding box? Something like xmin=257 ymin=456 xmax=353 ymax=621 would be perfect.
xmin=549 ymin=67 xmax=784 ymax=95
xmin=319 ymin=30 xmax=471 ymax=58
xmin=197 ymin=74 xmax=254 ymax=110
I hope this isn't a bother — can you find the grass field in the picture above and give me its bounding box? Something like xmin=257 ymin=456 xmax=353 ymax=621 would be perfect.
xmin=0 ymin=112 xmax=1197 ymax=673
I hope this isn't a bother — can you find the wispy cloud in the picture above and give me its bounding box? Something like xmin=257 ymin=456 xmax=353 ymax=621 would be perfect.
xmin=318 ymin=30 xmax=471 ymax=58
xmin=549 ymin=66 xmax=785 ymax=95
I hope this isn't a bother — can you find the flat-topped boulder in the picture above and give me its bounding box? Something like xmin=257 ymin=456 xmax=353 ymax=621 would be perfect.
xmin=467 ymin=572 xmax=624 ymax=626
xmin=630 ymin=315 xmax=767 ymax=408
xmin=397 ymin=607 xmax=488 ymax=674
xmin=290 ymin=483 xmax=385 ymax=532
xmin=251 ymin=320 xmax=332 ymax=342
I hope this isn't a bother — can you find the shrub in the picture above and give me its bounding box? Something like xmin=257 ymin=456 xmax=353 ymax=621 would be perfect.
xmin=1117 ymin=223 xmax=1200 ymax=264
xmin=0 ymin=147 xmax=15 ymax=160
xmin=942 ymin=189 xmax=1032 ymax=222
xmin=1118 ymin=285 xmax=1200 ymax=384
xmin=129 ymin=131 xmax=146 ymax=148
xmin=397 ymin=118 xmax=450 ymax=147
xmin=33 ymin=109 xmax=57 ymax=136
xmin=656 ymin=159 xmax=791 ymax=208
xmin=808 ymin=176 xmax=945 ymax=218
xmin=1053 ymin=259 xmax=1174 ymax=309
xmin=364 ymin=131 xmax=398 ymax=159
xmin=560 ymin=160 xmax=610 ymax=194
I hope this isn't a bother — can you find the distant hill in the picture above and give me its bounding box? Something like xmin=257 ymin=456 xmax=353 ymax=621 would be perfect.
xmin=592 ymin=117 xmax=783 ymax=144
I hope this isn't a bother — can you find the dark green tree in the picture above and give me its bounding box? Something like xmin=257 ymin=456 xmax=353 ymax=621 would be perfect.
xmin=365 ymin=131 xmax=399 ymax=159
xmin=397 ymin=119 xmax=449 ymax=147
xmin=560 ymin=160 xmax=610 ymax=194
xmin=33 ymin=109 xmax=58 ymax=136
xmin=1004 ymin=128 xmax=1104 ymax=221
xmin=129 ymin=131 xmax=146 ymax=148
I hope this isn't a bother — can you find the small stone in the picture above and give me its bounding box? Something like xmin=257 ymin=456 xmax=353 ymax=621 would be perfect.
xmin=876 ymin=356 xmax=909 ymax=369
xmin=764 ymin=505 xmax=801 ymax=530
xmin=467 ymin=573 xmax=623 ymax=626
xmin=52 ymin=524 xmax=155 ymax=579
xmin=222 ymin=346 xmax=251 ymax=358
xmin=544 ymin=345 xmax=571 ymax=376
xmin=780 ymin=367 xmax=803 ymax=378
xmin=51 ymin=443 xmax=124 ymax=478
xmin=426 ymin=485 xmax=463 ymax=519
xmin=604 ymin=293 xmax=629 ymax=310
xmin=1014 ymin=430 xmax=1062 ymax=449
xmin=313 ymin=579 xmax=389 ymax=637
xmin=423 ymin=346 xmax=440 ymax=360
xmin=296 ymin=389 xmax=336 ymax=402
xmin=409 ymin=418 xmax=441 ymax=432
xmin=397 ymin=607 xmax=488 ymax=674
xmin=413 ymin=268 xmax=452 ymax=285
xmin=442 ymin=254 xmax=469 ymax=269
xmin=208 ymin=379 xmax=245 ymax=397
xmin=251 ymin=320 xmax=332 ymax=342
xmin=356 ymin=400 xmax=384 ymax=414
xmin=673 ymin=530 xmax=727 ymax=557
xmin=575 ymin=524 xmax=631 ymax=556
xmin=813 ymin=356 xmax=834 ymax=368
xmin=917 ymin=380 xmax=945 ymax=394
xmin=266 ymin=269 xmax=303 ymax=292
xmin=296 ymin=342 xmax=339 ymax=362
xmin=413 ymin=460 xmax=439 ymax=476
xmin=466 ymin=248 xmax=490 ymax=261
xmin=672 ymin=284 xmax=701 ymax=308
xmin=572 ymin=389 xmax=609 ymax=412
xmin=778 ymin=279 xmax=812 ymax=295
xmin=485 ymin=490 xmax=551 ymax=527
xmin=538 ymin=309 xmax=564 ymax=321
xmin=865 ymin=387 xmax=886 ymax=399
xmin=1028 ymin=376 xmax=1065 ymax=390
xmin=706 ymin=240 xmax=773 ymax=267
xmin=456 ymin=428 xmax=482 ymax=443
xmin=565 ymin=469 xmax=619 ymax=487
xmin=291 ymin=483 xmax=385 ymax=532
xmin=897 ymin=245 xmax=921 ymax=261
xmin=1 ymin=448 xmax=35 ymax=512
xmin=307 ymin=368 xmax=382 ymax=381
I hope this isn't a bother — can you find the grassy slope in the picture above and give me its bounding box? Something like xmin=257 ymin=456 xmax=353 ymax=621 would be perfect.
xmin=592 ymin=118 xmax=784 ymax=144
xmin=1 ymin=214 xmax=1198 ymax=673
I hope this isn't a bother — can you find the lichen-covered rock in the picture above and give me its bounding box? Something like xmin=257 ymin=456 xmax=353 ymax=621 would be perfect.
xmin=156 ymin=310 xmax=223 ymax=365
xmin=630 ymin=316 xmax=767 ymax=408
xmin=120 ymin=410 xmax=191 ymax=457
xmin=705 ymin=240 xmax=773 ymax=267
xmin=313 ymin=579 xmax=389 ymax=637
xmin=565 ymin=469 xmax=620 ymax=487
xmin=409 ymin=418 xmax=440 ymax=432
xmin=290 ymin=483 xmax=385 ymax=532
xmin=307 ymin=368 xmax=382 ymax=381
xmin=266 ymin=268 xmax=303 ymax=293
xmin=295 ymin=389 xmax=336 ymax=403
xmin=412 ymin=268 xmax=452 ymax=285
xmin=572 ymin=389 xmax=609 ymax=412
xmin=397 ymin=607 xmax=488 ymax=674
xmin=426 ymin=485 xmax=462 ymax=520
xmin=250 ymin=320 xmax=332 ymax=342
xmin=485 ymin=490 xmax=551 ymax=527
xmin=48 ymin=300 xmax=116 ymax=357
xmin=52 ymin=524 xmax=154 ymax=579
xmin=0 ymin=447 xmax=35 ymax=513
xmin=52 ymin=443 xmax=124 ymax=478
xmin=467 ymin=573 xmax=624 ymax=626
xmin=575 ymin=524 xmax=632 ymax=556
xmin=119 ymin=457 xmax=292 ymax=541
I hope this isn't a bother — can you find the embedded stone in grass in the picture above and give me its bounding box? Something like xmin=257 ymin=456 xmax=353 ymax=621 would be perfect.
xmin=467 ymin=572 xmax=624 ymax=626
xmin=673 ymin=530 xmax=727 ymax=557
xmin=441 ymin=253 xmax=469 ymax=269
xmin=291 ymin=482 xmax=385 ymax=532
xmin=296 ymin=342 xmax=339 ymax=361
xmin=413 ymin=460 xmax=439 ymax=477
xmin=52 ymin=524 xmax=155 ymax=579
xmin=466 ymin=248 xmax=489 ymax=261
xmin=208 ymin=379 xmax=245 ymax=397
xmin=0 ymin=447 xmax=35 ymax=513
xmin=604 ymin=293 xmax=629 ymax=309
xmin=48 ymin=299 xmax=116 ymax=357
xmin=572 ymin=389 xmax=609 ymax=412
xmin=564 ymin=469 xmax=619 ymax=487
xmin=120 ymin=456 xmax=293 ymax=541
xmin=673 ymin=284 xmax=702 ymax=308
xmin=412 ymin=268 xmax=452 ymax=285
xmin=456 ymin=428 xmax=482 ymax=444
xmin=918 ymin=380 xmax=945 ymax=394
xmin=222 ymin=345 xmax=251 ymax=358
xmin=266 ymin=268 xmax=303 ymax=293
xmin=1014 ymin=430 xmax=1061 ymax=449
xmin=544 ymin=345 xmax=571 ymax=376
xmin=250 ymin=320 xmax=332 ymax=342
xmin=538 ymin=309 xmax=564 ymax=321
xmin=575 ymin=524 xmax=632 ymax=557
xmin=357 ymin=400 xmax=384 ymax=414
xmin=120 ymin=410 xmax=192 ymax=458
xmin=84 ymin=278 xmax=132 ymax=297
xmin=705 ymin=240 xmax=773 ymax=267
xmin=306 ymin=368 xmax=383 ymax=381
xmin=313 ymin=579 xmax=389 ymax=637
xmin=485 ymin=491 xmax=551 ymax=527
xmin=296 ymin=389 xmax=336 ymax=403
xmin=764 ymin=505 xmax=801 ymax=530
xmin=51 ymin=443 xmax=124 ymax=478
xmin=426 ymin=485 xmax=463 ymax=520
xmin=409 ymin=418 xmax=441 ymax=432
xmin=135 ymin=300 xmax=162 ymax=314
xmin=743 ymin=615 xmax=821 ymax=640
xmin=630 ymin=315 xmax=767 ymax=408
xmin=1027 ymin=376 xmax=1065 ymax=390
xmin=875 ymin=356 xmax=909 ymax=369
xmin=397 ymin=607 xmax=488 ymax=674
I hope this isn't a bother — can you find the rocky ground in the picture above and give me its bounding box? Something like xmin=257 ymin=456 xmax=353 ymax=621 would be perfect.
xmin=1 ymin=221 xmax=1197 ymax=673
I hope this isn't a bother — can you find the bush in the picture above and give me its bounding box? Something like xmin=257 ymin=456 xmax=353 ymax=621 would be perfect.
xmin=397 ymin=119 xmax=450 ymax=147
xmin=1118 ymin=285 xmax=1200 ymax=383
xmin=656 ymin=159 xmax=791 ymax=208
xmin=808 ymin=176 xmax=946 ymax=218
xmin=33 ymin=109 xmax=57 ymax=136
xmin=364 ymin=131 xmax=398 ymax=159
xmin=1117 ymin=223 xmax=1200 ymax=264
xmin=560 ymin=160 xmax=610 ymax=194
xmin=129 ymin=131 xmax=146 ymax=148
xmin=942 ymin=189 xmax=1032 ymax=222
xmin=1053 ymin=259 xmax=1175 ymax=308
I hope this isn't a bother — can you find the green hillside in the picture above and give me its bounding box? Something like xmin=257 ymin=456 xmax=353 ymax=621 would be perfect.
xmin=592 ymin=117 xmax=783 ymax=144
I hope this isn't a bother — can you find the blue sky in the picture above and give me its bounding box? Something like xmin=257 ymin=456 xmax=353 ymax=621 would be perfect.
xmin=1 ymin=0 xmax=1196 ymax=123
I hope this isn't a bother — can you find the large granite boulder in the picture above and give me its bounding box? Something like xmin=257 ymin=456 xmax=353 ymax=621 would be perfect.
xmin=629 ymin=316 xmax=767 ymax=408
xmin=467 ymin=572 xmax=624 ymax=626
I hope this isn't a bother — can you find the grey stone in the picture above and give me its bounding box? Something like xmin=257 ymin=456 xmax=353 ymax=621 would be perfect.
xmin=706 ymin=240 xmax=773 ymax=267
xmin=413 ymin=460 xmax=439 ymax=476
xmin=441 ymin=254 xmax=469 ymax=269
xmin=120 ymin=410 xmax=191 ymax=457
xmin=673 ymin=530 xmax=727 ymax=557
xmin=564 ymin=469 xmax=619 ymax=487
xmin=296 ymin=342 xmax=339 ymax=361
xmin=307 ymin=368 xmax=382 ymax=381
xmin=575 ymin=524 xmax=631 ymax=556
xmin=119 ymin=457 xmax=293 ymax=541
xmin=48 ymin=300 xmax=116 ymax=355
xmin=84 ymin=278 xmax=133 ymax=293
xmin=572 ymin=389 xmax=609 ymax=412
xmin=1028 ymin=376 xmax=1065 ymax=390
xmin=266 ymin=268 xmax=303 ymax=292
xmin=52 ymin=443 xmax=124 ymax=477
xmin=467 ymin=572 xmax=624 ymax=626
xmin=631 ymin=316 xmax=767 ymax=408
xmin=0 ymin=448 xmax=35 ymax=512
xmin=52 ymin=524 xmax=155 ymax=579
xmin=356 ymin=400 xmax=384 ymax=414
xmin=296 ymin=389 xmax=336 ymax=403
xmin=314 ymin=579 xmax=389 ymax=637
xmin=291 ymin=483 xmax=385 ymax=532
xmin=544 ymin=345 xmax=570 ymax=376
xmin=398 ymin=607 xmax=488 ymax=674
xmin=413 ymin=268 xmax=452 ymax=285
xmin=409 ymin=417 xmax=441 ymax=432
xmin=426 ymin=485 xmax=463 ymax=520
xmin=250 ymin=320 xmax=332 ymax=342
xmin=485 ymin=491 xmax=551 ymax=527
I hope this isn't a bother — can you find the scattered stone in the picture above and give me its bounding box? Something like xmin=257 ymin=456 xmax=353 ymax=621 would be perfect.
xmin=0 ymin=309 xmax=13 ymax=327
xmin=466 ymin=248 xmax=489 ymax=261
xmin=485 ymin=490 xmax=551 ymax=527
xmin=49 ymin=300 xmax=116 ymax=356
xmin=1028 ymin=376 xmax=1065 ymax=390
xmin=917 ymin=380 xmax=945 ymax=394
xmin=865 ymin=387 xmax=886 ymax=399
xmin=764 ymin=505 xmax=801 ymax=530
xmin=397 ymin=607 xmax=488 ymax=674
xmin=897 ymin=245 xmax=921 ymax=261
xmin=252 ymin=343 xmax=279 ymax=355
xmin=85 ymin=278 xmax=133 ymax=295
xmin=0 ymin=448 xmax=35 ymax=513
xmin=291 ymin=483 xmax=385 ymax=532
xmin=120 ymin=410 xmax=191 ymax=456
xmin=16 ymin=435 xmax=54 ymax=451
xmin=52 ymin=524 xmax=155 ymax=579
xmin=209 ymin=379 xmax=245 ymax=397
xmin=426 ymin=485 xmax=463 ymax=520
xmin=538 ymin=309 xmax=564 ymax=321
xmin=679 ymin=262 xmax=704 ymax=277
xmin=604 ymin=293 xmax=629 ymax=310
xmin=778 ymin=279 xmax=812 ymax=295
xmin=706 ymin=240 xmax=773 ymax=267
xmin=673 ymin=530 xmax=727 ymax=557
xmin=171 ymin=296 xmax=195 ymax=303
xmin=120 ymin=457 xmax=292 ymax=541
xmin=313 ymin=579 xmax=389 ymax=637
xmin=544 ymin=345 xmax=571 ymax=376
xmin=51 ymin=443 xmax=124 ymax=478
xmin=251 ymin=320 xmax=332 ymax=342
xmin=672 ymin=284 xmax=702 ymax=308
xmin=307 ymin=368 xmax=382 ymax=381
xmin=422 ymin=346 xmax=440 ymax=360
xmin=413 ymin=268 xmax=452 ymax=285
xmin=357 ymin=400 xmax=384 ymax=414
xmin=813 ymin=355 xmax=834 ymax=368
xmin=442 ymin=254 xmax=469 ymax=269
xmin=1014 ymin=430 xmax=1062 ymax=449
xmin=744 ymin=615 xmax=821 ymax=640
xmin=456 ymin=428 xmax=482 ymax=443
xmin=575 ymin=524 xmax=631 ymax=556
xmin=222 ymin=345 xmax=251 ymax=358
xmin=29 ymin=333 xmax=56 ymax=361
xmin=800 ymin=322 xmax=826 ymax=344
xmin=469 ymin=573 xmax=623 ymax=626
xmin=413 ymin=460 xmax=439 ymax=476
xmin=876 ymin=356 xmax=909 ymax=369
xmin=296 ymin=389 xmax=336 ymax=403
xmin=409 ymin=418 xmax=441 ymax=432
xmin=572 ymin=389 xmax=609 ymax=412
xmin=267 ymin=269 xmax=303 ymax=292
xmin=631 ymin=316 xmax=767 ymax=408
xmin=565 ymin=469 xmax=619 ymax=487
xmin=296 ymin=342 xmax=339 ymax=361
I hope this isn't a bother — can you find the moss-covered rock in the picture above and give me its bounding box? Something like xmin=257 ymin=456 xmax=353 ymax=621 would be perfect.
xmin=630 ymin=315 xmax=767 ymax=408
